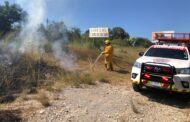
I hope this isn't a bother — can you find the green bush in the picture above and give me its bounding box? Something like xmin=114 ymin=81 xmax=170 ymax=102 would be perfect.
xmin=129 ymin=37 xmax=152 ymax=48
xmin=112 ymin=39 xmax=130 ymax=47
xmin=68 ymin=39 xmax=103 ymax=50
xmin=44 ymin=42 xmax=53 ymax=53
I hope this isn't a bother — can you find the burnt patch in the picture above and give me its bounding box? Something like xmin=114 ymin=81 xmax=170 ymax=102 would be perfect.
xmin=0 ymin=110 xmax=22 ymax=122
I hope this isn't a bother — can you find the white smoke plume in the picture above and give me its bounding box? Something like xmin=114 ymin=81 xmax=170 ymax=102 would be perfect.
xmin=13 ymin=0 xmax=76 ymax=70
xmin=52 ymin=41 xmax=77 ymax=70
xmin=16 ymin=0 xmax=46 ymax=53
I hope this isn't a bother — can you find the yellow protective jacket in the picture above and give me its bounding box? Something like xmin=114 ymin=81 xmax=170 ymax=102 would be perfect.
xmin=103 ymin=45 xmax=114 ymax=58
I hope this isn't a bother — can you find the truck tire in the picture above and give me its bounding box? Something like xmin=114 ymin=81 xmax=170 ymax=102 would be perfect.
xmin=132 ymin=83 xmax=142 ymax=92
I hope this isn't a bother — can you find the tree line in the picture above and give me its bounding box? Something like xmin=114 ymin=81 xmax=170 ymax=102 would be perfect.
xmin=0 ymin=1 xmax=151 ymax=47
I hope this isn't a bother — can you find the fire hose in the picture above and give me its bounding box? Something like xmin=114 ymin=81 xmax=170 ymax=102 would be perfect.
xmin=91 ymin=53 xmax=103 ymax=70
xmin=90 ymin=52 xmax=128 ymax=70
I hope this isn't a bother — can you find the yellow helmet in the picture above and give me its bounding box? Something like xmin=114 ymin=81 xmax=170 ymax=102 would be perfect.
xmin=105 ymin=40 xmax=110 ymax=44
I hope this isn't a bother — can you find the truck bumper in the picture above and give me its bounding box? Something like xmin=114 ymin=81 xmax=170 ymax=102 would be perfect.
xmin=131 ymin=71 xmax=190 ymax=93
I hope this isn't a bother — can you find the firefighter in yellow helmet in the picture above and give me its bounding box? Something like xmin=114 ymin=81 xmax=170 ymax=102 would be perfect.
xmin=101 ymin=40 xmax=114 ymax=71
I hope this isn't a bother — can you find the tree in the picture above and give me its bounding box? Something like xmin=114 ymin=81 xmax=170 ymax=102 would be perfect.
xmin=67 ymin=27 xmax=81 ymax=42
xmin=81 ymin=29 xmax=92 ymax=41
xmin=129 ymin=37 xmax=152 ymax=47
xmin=45 ymin=21 xmax=68 ymax=41
xmin=111 ymin=27 xmax=130 ymax=40
xmin=0 ymin=1 xmax=26 ymax=36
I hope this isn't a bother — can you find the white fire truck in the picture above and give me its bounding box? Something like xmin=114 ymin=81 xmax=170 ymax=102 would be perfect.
xmin=131 ymin=32 xmax=190 ymax=93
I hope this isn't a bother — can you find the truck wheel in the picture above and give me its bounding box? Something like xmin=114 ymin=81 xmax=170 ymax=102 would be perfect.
xmin=132 ymin=83 xmax=142 ymax=92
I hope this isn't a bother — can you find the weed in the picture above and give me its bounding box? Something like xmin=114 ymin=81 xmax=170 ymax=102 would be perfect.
xmin=20 ymin=90 xmax=29 ymax=101
xmin=36 ymin=92 xmax=51 ymax=107
xmin=61 ymin=72 xmax=95 ymax=87
xmin=119 ymin=116 xmax=127 ymax=122
xmin=0 ymin=95 xmax=16 ymax=104
xmin=99 ymin=77 xmax=110 ymax=83
xmin=0 ymin=109 xmax=22 ymax=122
xmin=130 ymin=99 xmax=140 ymax=114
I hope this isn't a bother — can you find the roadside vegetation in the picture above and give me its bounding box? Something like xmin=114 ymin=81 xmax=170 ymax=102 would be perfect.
xmin=0 ymin=1 xmax=149 ymax=104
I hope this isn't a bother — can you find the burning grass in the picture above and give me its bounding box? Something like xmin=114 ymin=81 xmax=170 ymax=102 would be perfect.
xmin=0 ymin=52 xmax=64 ymax=97
xmin=0 ymin=109 xmax=22 ymax=122
xmin=0 ymin=49 xmax=97 ymax=102
xmin=0 ymin=37 xmax=147 ymax=104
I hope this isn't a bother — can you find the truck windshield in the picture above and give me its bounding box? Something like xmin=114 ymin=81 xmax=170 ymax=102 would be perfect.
xmin=145 ymin=48 xmax=189 ymax=60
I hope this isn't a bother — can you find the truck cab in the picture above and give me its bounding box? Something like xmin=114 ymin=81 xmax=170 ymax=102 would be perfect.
xmin=131 ymin=33 xmax=190 ymax=93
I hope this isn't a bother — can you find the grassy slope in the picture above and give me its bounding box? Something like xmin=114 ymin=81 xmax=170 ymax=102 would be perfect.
xmin=0 ymin=38 xmax=146 ymax=106
xmin=73 ymin=45 xmax=146 ymax=85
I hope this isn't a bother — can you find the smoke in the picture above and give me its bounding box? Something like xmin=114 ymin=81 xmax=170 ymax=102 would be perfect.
xmin=52 ymin=41 xmax=76 ymax=70
xmin=1 ymin=0 xmax=76 ymax=70
xmin=16 ymin=0 xmax=46 ymax=53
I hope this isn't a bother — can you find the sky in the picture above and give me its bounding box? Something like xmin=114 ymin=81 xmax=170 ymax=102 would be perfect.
xmin=1 ymin=0 xmax=190 ymax=39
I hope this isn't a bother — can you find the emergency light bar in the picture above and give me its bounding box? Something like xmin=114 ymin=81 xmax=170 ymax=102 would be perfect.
xmin=152 ymin=32 xmax=190 ymax=43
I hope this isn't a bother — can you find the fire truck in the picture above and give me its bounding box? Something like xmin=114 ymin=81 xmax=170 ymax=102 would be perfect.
xmin=131 ymin=32 xmax=190 ymax=93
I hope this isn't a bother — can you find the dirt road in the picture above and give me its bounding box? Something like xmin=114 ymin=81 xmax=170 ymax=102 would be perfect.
xmin=2 ymin=60 xmax=190 ymax=122
xmin=26 ymin=82 xmax=190 ymax=122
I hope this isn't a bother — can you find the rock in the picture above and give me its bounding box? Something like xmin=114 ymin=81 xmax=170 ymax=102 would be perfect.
xmin=134 ymin=118 xmax=138 ymax=121
xmin=139 ymin=118 xmax=143 ymax=122
xmin=174 ymin=118 xmax=178 ymax=121
xmin=39 ymin=110 xmax=45 ymax=114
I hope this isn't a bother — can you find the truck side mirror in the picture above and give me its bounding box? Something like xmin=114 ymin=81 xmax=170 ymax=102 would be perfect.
xmin=139 ymin=52 xmax=144 ymax=56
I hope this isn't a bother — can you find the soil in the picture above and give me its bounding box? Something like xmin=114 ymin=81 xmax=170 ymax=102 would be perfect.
xmin=2 ymin=61 xmax=190 ymax=122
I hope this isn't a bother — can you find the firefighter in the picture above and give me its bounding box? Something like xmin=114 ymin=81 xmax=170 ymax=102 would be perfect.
xmin=101 ymin=39 xmax=114 ymax=71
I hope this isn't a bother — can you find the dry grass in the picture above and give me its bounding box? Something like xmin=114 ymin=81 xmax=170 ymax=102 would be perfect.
xmin=0 ymin=39 xmax=147 ymax=105
xmin=130 ymin=99 xmax=140 ymax=114
xmin=19 ymin=90 xmax=30 ymax=101
xmin=114 ymin=46 xmax=146 ymax=68
xmin=0 ymin=52 xmax=64 ymax=95
xmin=41 ymin=46 xmax=146 ymax=89
xmin=97 ymin=74 xmax=110 ymax=83
xmin=36 ymin=92 xmax=51 ymax=107
xmin=73 ymin=46 xmax=146 ymax=86
xmin=60 ymin=72 xmax=96 ymax=87
xmin=0 ymin=109 xmax=22 ymax=122
xmin=68 ymin=44 xmax=100 ymax=61
xmin=0 ymin=95 xmax=16 ymax=104
xmin=118 ymin=116 xmax=128 ymax=122
xmin=99 ymin=77 xmax=110 ymax=83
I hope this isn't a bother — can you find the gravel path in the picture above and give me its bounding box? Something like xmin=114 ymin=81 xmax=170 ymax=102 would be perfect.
xmin=27 ymin=83 xmax=190 ymax=122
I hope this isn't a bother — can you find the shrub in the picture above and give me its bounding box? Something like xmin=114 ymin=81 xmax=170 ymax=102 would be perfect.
xmin=36 ymin=92 xmax=51 ymax=107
